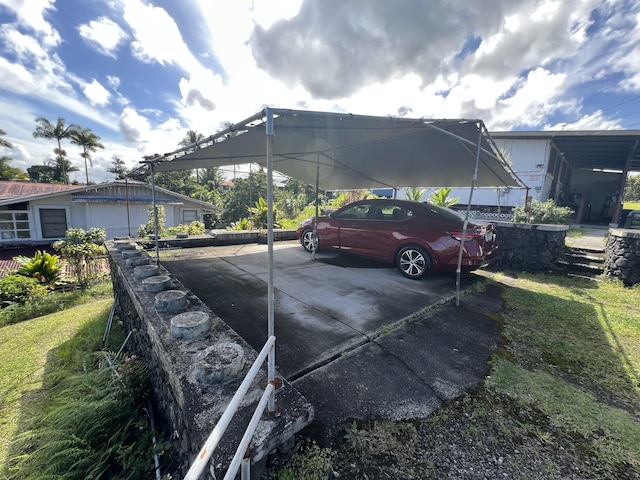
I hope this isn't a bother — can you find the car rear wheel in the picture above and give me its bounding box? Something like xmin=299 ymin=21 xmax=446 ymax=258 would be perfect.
xmin=396 ymin=245 xmax=431 ymax=279
xmin=301 ymin=229 xmax=318 ymax=252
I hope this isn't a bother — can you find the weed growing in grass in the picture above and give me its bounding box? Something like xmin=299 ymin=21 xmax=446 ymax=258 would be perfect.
xmin=267 ymin=438 xmax=333 ymax=480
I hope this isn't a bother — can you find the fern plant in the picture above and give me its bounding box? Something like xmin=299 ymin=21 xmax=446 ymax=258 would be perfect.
xmin=15 ymin=250 xmax=64 ymax=286
xmin=6 ymin=352 xmax=161 ymax=480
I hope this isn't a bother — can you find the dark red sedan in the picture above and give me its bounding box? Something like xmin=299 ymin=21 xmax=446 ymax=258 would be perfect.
xmin=296 ymin=199 xmax=497 ymax=279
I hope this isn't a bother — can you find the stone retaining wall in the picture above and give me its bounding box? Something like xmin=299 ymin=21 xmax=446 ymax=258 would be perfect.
xmin=605 ymin=229 xmax=640 ymax=286
xmin=106 ymin=240 xmax=313 ymax=479
xmin=493 ymin=222 xmax=568 ymax=272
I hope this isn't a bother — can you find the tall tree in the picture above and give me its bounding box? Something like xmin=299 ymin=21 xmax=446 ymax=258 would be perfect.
xmin=178 ymin=129 xmax=205 ymax=148
xmin=178 ymin=130 xmax=205 ymax=181
xmin=53 ymin=157 xmax=79 ymax=184
xmin=0 ymin=128 xmax=13 ymax=149
xmin=71 ymin=127 xmax=104 ymax=184
xmin=108 ymin=155 xmax=128 ymax=180
xmin=32 ymin=117 xmax=78 ymax=184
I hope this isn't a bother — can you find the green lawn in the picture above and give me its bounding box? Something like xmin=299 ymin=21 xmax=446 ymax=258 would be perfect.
xmin=0 ymin=298 xmax=113 ymax=468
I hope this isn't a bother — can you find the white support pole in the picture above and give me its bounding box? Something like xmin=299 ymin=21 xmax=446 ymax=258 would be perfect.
xmin=456 ymin=124 xmax=482 ymax=306
xmin=265 ymin=108 xmax=276 ymax=413
xmin=183 ymin=336 xmax=275 ymax=480
xmin=150 ymin=163 xmax=160 ymax=266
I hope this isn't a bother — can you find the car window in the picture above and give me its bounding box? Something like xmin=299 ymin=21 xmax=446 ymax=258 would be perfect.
xmin=421 ymin=203 xmax=465 ymax=220
xmin=372 ymin=205 xmax=412 ymax=220
xmin=334 ymin=203 xmax=372 ymax=219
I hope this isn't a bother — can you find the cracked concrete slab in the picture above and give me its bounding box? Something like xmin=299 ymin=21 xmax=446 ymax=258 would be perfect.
xmin=161 ymin=240 xmax=500 ymax=440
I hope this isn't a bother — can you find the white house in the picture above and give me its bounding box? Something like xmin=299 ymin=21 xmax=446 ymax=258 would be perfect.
xmin=420 ymin=130 xmax=640 ymax=226
xmin=0 ymin=180 xmax=219 ymax=245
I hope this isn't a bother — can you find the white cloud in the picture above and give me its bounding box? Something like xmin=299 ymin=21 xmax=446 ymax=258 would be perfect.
xmin=77 ymin=17 xmax=127 ymax=58
xmin=545 ymin=111 xmax=622 ymax=131
xmin=83 ymin=78 xmax=111 ymax=106
xmin=0 ymin=0 xmax=60 ymax=48
xmin=123 ymin=0 xmax=194 ymax=68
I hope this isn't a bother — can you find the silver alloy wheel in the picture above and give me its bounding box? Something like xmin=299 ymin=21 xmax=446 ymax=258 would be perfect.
xmin=301 ymin=229 xmax=317 ymax=252
xmin=397 ymin=246 xmax=429 ymax=279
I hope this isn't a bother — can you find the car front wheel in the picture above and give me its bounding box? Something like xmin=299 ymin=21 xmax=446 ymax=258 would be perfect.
xmin=396 ymin=245 xmax=431 ymax=279
xmin=301 ymin=229 xmax=318 ymax=252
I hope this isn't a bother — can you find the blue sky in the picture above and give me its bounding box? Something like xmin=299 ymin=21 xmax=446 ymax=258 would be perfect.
xmin=1 ymin=0 xmax=640 ymax=183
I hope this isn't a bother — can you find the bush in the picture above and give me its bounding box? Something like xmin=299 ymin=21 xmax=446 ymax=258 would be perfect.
xmin=15 ymin=249 xmax=64 ymax=286
xmin=0 ymin=273 xmax=49 ymax=306
xmin=512 ymin=199 xmax=574 ymax=224
xmin=53 ymin=228 xmax=107 ymax=291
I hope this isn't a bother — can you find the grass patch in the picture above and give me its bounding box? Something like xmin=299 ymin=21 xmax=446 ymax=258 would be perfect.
xmin=566 ymin=227 xmax=585 ymax=237
xmin=624 ymin=201 xmax=640 ymax=211
xmin=0 ymin=281 xmax=113 ymax=328
xmin=0 ymin=296 xmax=115 ymax=470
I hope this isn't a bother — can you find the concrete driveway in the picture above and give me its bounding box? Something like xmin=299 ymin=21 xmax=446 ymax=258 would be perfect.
xmin=161 ymin=240 xmax=500 ymax=439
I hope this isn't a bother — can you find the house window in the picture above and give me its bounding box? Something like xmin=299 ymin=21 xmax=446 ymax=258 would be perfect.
xmin=0 ymin=211 xmax=31 ymax=240
xmin=182 ymin=209 xmax=198 ymax=223
xmin=40 ymin=208 xmax=68 ymax=238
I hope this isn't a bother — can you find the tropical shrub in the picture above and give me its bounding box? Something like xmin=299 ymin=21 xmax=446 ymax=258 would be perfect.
xmin=429 ymin=187 xmax=459 ymax=207
xmin=232 ymin=217 xmax=252 ymax=230
xmin=0 ymin=273 xmax=49 ymax=306
xmin=53 ymin=228 xmax=107 ymax=291
xmin=512 ymin=199 xmax=574 ymax=224
xmin=15 ymin=249 xmax=63 ymax=286
xmin=403 ymin=187 xmax=426 ymax=202
xmin=249 ymin=197 xmax=280 ymax=229
xmin=137 ymin=204 xmax=166 ymax=237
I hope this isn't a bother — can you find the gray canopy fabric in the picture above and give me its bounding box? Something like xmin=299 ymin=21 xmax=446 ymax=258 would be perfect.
xmin=150 ymin=109 xmax=522 ymax=190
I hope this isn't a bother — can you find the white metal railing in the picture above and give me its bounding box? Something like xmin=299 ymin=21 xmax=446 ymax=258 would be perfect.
xmin=184 ymin=335 xmax=276 ymax=480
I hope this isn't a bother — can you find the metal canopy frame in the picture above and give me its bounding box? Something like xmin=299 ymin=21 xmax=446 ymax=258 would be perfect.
xmin=138 ymin=109 xmax=526 ymax=413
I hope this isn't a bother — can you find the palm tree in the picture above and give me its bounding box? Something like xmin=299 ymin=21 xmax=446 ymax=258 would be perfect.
xmin=108 ymin=155 xmax=128 ymax=180
xmin=53 ymin=157 xmax=79 ymax=184
xmin=71 ymin=127 xmax=104 ymax=184
xmin=178 ymin=129 xmax=205 ymax=148
xmin=33 ymin=117 xmax=78 ymax=184
xmin=179 ymin=130 xmax=205 ymax=181
xmin=0 ymin=128 xmax=13 ymax=149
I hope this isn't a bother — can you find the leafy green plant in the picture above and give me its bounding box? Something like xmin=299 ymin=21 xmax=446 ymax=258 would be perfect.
xmin=232 ymin=217 xmax=252 ymax=230
xmin=187 ymin=220 xmax=205 ymax=235
xmin=403 ymin=187 xmax=426 ymax=202
xmin=429 ymin=187 xmax=459 ymax=207
xmin=15 ymin=249 xmax=63 ymax=286
xmin=137 ymin=204 xmax=166 ymax=237
xmin=512 ymin=199 xmax=574 ymax=224
xmin=0 ymin=273 xmax=49 ymax=306
xmin=53 ymin=227 xmax=107 ymax=291
xmin=269 ymin=438 xmax=334 ymax=480
xmin=6 ymin=351 xmax=162 ymax=479
xmin=249 ymin=197 xmax=280 ymax=229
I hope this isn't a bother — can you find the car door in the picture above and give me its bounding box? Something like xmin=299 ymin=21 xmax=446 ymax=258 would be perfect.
xmin=338 ymin=202 xmax=399 ymax=260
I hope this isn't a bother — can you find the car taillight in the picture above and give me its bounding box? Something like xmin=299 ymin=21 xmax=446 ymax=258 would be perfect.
xmin=447 ymin=227 xmax=484 ymax=241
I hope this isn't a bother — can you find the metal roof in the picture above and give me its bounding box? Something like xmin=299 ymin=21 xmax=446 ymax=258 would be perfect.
xmin=491 ymin=130 xmax=640 ymax=172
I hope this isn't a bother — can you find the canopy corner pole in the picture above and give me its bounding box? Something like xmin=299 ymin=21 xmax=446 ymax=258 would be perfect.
xmin=456 ymin=123 xmax=482 ymax=306
xmin=312 ymin=153 xmax=320 ymax=260
xmin=265 ymin=107 xmax=276 ymax=413
xmin=150 ymin=163 xmax=160 ymax=266
xmin=612 ymin=138 xmax=638 ymax=226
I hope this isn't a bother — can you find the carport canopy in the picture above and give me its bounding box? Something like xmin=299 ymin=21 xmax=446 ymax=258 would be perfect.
xmin=147 ymin=108 xmax=524 ymax=190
